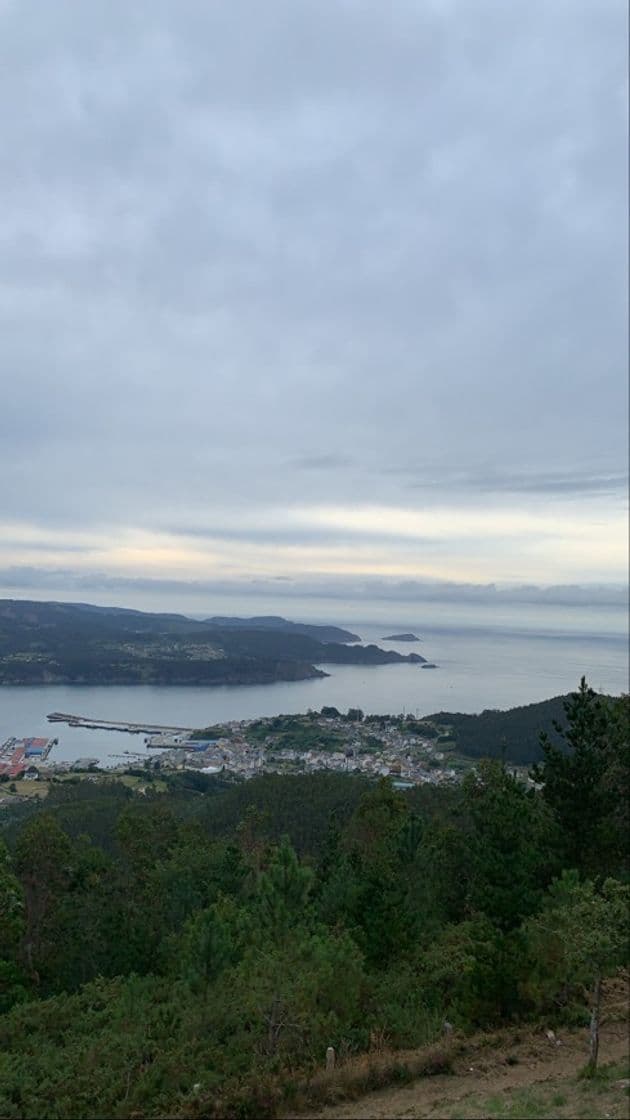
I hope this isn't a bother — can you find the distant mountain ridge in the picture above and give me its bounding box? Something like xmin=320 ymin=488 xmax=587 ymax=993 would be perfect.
xmin=0 ymin=600 xmax=424 ymax=686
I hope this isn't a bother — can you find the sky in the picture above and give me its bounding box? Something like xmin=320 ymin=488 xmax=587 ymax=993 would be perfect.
xmin=1 ymin=0 xmax=628 ymax=629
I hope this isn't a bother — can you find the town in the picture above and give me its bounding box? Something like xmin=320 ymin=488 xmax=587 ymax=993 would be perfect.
xmin=0 ymin=708 xmax=468 ymax=798
xmin=142 ymin=708 xmax=464 ymax=786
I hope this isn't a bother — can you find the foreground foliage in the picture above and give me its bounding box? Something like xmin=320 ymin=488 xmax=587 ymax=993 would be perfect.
xmin=0 ymin=682 xmax=627 ymax=1118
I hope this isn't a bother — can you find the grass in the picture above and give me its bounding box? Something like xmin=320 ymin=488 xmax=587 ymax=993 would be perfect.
xmin=450 ymin=1060 xmax=630 ymax=1119
xmin=179 ymin=1045 xmax=453 ymax=1119
xmin=113 ymin=774 xmax=167 ymax=791
xmin=457 ymin=1089 xmax=562 ymax=1119
xmin=0 ymin=771 xmax=168 ymax=804
xmin=0 ymin=779 xmax=49 ymax=798
xmin=290 ymin=1045 xmax=453 ymax=1114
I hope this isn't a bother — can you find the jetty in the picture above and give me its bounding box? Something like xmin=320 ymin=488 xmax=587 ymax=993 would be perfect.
xmin=47 ymin=712 xmax=194 ymax=735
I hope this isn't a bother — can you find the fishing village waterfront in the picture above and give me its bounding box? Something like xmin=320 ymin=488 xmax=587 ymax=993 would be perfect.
xmin=0 ymin=707 xmax=463 ymax=802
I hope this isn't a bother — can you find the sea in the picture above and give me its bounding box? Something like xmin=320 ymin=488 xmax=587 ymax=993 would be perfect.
xmin=0 ymin=621 xmax=627 ymax=768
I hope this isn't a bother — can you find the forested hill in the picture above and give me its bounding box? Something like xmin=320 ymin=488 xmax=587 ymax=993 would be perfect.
xmin=0 ymin=599 xmax=423 ymax=685
xmin=427 ymin=694 xmax=574 ymax=764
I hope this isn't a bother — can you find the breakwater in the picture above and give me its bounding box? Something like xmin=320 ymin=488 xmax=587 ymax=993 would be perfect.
xmin=47 ymin=712 xmax=194 ymax=735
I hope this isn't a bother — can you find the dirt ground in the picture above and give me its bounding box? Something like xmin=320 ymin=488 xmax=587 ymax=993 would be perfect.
xmin=296 ymin=980 xmax=630 ymax=1120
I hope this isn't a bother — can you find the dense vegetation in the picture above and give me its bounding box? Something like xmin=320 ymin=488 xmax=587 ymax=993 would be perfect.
xmin=0 ymin=680 xmax=627 ymax=1118
xmin=426 ymin=695 xmax=573 ymax=764
xmin=246 ymin=714 xmax=348 ymax=753
xmin=0 ymin=600 xmax=422 ymax=686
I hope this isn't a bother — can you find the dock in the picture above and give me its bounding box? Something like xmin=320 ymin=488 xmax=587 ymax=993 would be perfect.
xmin=47 ymin=712 xmax=194 ymax=735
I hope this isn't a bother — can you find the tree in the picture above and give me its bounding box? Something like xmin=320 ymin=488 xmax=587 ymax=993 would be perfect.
xmin=116 ymin=802 xmax=179 ymax=873
xmin=336 ymin=781 xmax=414 ymax=965
xmin=419 ymin=915 xmax=512 ymax=1025
xmin=407 ymin=818 xmax=472 ymax=939
xmin=256 ymin=836 xmax=313 ymax=942
xmin=531 ymin=678 xmax=619 ymax=873
xmin=219 ymin=928 xmax=364 ymax=1062
xmin=13 ymin=813 xmax=74 ymax=984
xmin=523 ymin=872 xmax=630 ymax=1072
xmin=0 ymin=838 xmax=30 ymax=1011
xmin=0 ymin=838 xmax=24 ymax=955
xmin=599 ymin=694 xmax=630 ymax=876
xmin=236 ymin=806 xmax=270 ymax=876
xmin=179 ymin=902 xmax=232 ymax=1003
xmin=462 ymin=760 xmax=559 ymax=931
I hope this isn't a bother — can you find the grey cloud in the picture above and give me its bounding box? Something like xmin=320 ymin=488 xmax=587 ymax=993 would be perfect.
xmin=156 ymin=522 xmax=447 ymax=550
xmin=0 ymin=565 xmax=626 ymax=611
xmin=0 ymin=540 xmax=94 ymax=554
xmin=0 ymin=0 xmax=626 ymax=582
xmin=390 ymin=468 xmax=629 ymax=498
xmin=290 ymin=454 xmax=354 ymax=471
xmin=474 ymin=473 xmax=629 ymax=497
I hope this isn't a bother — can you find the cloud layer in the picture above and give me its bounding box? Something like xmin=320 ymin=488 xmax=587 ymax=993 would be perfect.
xmin=1 ymin=0 xmax=627 ymax=615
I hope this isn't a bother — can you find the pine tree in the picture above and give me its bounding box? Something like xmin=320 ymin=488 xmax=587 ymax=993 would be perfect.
xmin=531 ymin=678 xmax=619 ymax=873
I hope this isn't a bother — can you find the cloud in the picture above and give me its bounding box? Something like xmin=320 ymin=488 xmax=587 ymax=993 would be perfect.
xmin=1 ymin=564 xmax=626 ymax=610
xmin=289 ymin=454 xmax=354 ymax=471
xmin=0 ymin=0 xmax=626 ymax=604
xmin=0 ymin=490 xmax=626 ymax=595
xmin=389 ymin=468 xmax=629 ymax=498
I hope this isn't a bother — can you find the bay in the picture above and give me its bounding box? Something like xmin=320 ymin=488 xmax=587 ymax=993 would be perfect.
xmin=0 ymin=624 xmax=627 ymax=768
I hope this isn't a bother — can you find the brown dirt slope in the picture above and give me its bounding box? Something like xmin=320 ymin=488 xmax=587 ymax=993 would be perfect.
xmin=294 ymin=978 xmax=629 ymax=1120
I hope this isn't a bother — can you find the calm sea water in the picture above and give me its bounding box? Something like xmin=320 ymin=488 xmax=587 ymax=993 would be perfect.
xmin=0 ymin=624 xmax=627 ymax=767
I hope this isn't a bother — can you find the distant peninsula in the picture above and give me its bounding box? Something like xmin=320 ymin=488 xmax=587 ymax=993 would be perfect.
xmin=0 ymin=600 xmax=425 ymax=686
xmin=382 ymin=632 xmax=420 ymax=642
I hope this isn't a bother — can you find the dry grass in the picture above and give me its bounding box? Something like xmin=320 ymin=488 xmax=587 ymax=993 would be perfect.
xmin=295 ymin=1043 xmax=454 ymax=1110
xmin=181 ymin=1045 xmax=453 ymax=1119
xmin=291 ymin=975 xmax=629 ymax=1120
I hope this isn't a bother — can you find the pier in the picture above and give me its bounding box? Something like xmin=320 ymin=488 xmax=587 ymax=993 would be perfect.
xmin=47 ymin=712 xmax=194 ymax=735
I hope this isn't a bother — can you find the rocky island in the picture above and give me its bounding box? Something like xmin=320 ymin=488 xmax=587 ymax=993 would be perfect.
xmin=0 ymin=599 xmax=426 ymax=686
xmin=382 ymin=632 xmax=420 ymax=642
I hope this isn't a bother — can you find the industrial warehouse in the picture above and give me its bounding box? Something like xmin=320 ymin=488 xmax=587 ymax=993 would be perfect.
xmin=0 ymin=736 xmax=56 ymax=779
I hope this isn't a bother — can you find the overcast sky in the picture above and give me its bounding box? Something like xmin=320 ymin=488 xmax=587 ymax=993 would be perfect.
xmin=1 ymin=0 xmax=627 ymax=624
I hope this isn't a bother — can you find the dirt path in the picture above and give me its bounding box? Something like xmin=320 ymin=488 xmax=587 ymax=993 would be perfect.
xmin=297 ymin=981 xmax=629 ymax=1120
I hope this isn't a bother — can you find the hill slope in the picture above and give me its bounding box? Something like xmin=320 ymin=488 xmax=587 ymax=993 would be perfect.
xmin=298 ymin=978 xmax=629 ymax=1120
xmin=0 ymin=599 xmax=423 ymax=685
xmin=425 ymin=695 xmax=574 ymax=764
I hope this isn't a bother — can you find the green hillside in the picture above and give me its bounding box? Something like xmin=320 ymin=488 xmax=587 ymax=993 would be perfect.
xmin=0 ymin=683 xmax=627 ymax=1119
xmin=426 ymin=694 xmax=576 ymax=764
